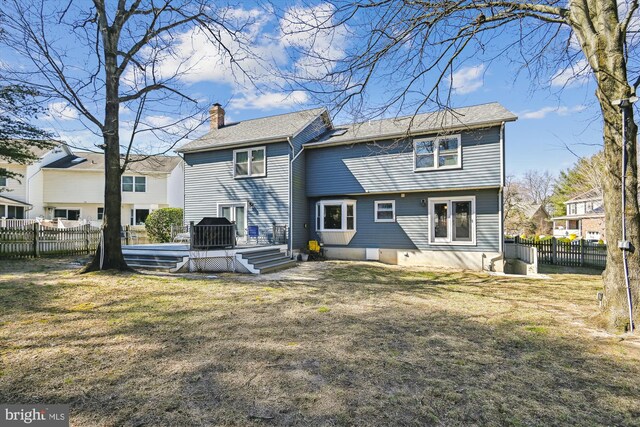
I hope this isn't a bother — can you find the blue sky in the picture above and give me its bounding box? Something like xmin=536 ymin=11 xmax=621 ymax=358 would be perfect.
xmin=3 ymin=1 xmax=614 ymax=178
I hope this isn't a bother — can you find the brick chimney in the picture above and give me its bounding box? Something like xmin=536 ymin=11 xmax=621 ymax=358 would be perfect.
xmin=209 ymin=103 xmax=225 ymax=130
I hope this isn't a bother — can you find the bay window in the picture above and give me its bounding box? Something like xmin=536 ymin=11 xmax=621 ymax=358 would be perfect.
xmin=428 ymin=196 xmax=475 ymax=245
xmin=234 ymin=147 xmax=266 ymax=178
xmin=414 ymin=134 xmax=461 ymax=171
xmin=316 ymin=200 xmax=356 ymax=231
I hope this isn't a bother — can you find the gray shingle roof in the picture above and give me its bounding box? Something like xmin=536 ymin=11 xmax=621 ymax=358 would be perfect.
xmin=42 ymin=152 xmax=181 ymax=173
xmin=177 ymin=107 xmax=327 ymax=153
xmin=565 ymin=189 xmax=603 ymax=203
xmin=307 ymin=102 xmax=517 ymax=146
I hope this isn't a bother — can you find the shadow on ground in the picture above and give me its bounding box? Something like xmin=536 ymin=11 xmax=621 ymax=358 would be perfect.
xmin=0 ymin=259 xmax=636 ymax=426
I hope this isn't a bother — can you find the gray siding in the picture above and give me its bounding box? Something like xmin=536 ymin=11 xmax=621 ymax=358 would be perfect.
xmin=183 ymin=142 xmax=290 ymax=233
xmin=291 ymin=150 xmax=308 ymax=249
xmin=291 ymin=115 xmax=329 ymax=249
xmin=291 ymin=115 xmax=328 ymax=154
xmin=305 ymin=127 xmax=501 ymax=196
xmin=309 ymin=189 xmax=500 ymax=253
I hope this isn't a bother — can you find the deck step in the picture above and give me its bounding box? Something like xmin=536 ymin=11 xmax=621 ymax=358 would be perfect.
xmin=238 ymin=247 xmax=296 ymax=274
xmin=258 ymin=259 xmax=297 ymax=274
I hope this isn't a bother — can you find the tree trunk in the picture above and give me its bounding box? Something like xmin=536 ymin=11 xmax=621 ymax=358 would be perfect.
xmin=82 ymin=15 xmax=130 ymax=272
xmin=569 ymin=0 xmax=640 ymax=330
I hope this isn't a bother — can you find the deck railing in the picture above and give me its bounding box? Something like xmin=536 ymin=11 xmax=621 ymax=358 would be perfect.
xmin=174 ymin=222 xmax=289 ymax=249
xmin=190 ymin=222 xmax=237 ymax=250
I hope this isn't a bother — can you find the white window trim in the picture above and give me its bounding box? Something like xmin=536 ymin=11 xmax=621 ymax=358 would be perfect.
xmin=374 ymin=200 xmax=396 ymax=223
xmin=316 ymin=199 xmax=357 ymax=232
xmin=413 ymin=134 xmax=462 ymax=172
xmin=233 ymin=146 xmax=267 ymax=179
xmin=428 ymin=196 xmax=476 ymax=246
xmin=53 ymin=208 xmax=82 ymax=220
xmin=122 ymin=175 xmax=147 ymax=193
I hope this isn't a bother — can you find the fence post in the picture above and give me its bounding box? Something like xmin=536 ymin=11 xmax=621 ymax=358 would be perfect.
xmin=551 ymin=237 xmax=557 ymax=265
xmin=125 ymin=225 xmax=131 ymax=245
xmin=33 ymin=222 xmax=40 ymax=257
xmin=189 ymin=221 xmax=195 ymax=249
xmin=84 ymin=223 xmax=90 ymax=253
xmin=580 ymin=239 xmax=585 ymax=267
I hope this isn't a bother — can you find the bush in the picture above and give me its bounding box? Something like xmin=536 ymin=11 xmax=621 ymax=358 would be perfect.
xmin=144 ymin=208 xmax=183 ymax=243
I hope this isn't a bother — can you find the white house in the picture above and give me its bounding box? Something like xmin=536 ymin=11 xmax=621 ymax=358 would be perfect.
xmin=1 ymin=144 xmax=184 ymax=225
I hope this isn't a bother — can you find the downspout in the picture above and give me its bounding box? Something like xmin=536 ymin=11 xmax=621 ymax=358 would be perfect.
xmin=287 ymin=137 xmax=294 ymax=256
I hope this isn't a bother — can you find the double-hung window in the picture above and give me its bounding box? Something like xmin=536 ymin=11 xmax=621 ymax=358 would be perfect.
xmin=0 ymin=177 xmax=7 ymax=187
xmin=428 ymin=196 xmax=475 ymax=245
xmin=234 ymin=147 xmax=266 ymax=178
xmin=122 ymin=176 xmax=146 ymax=192
xmin=414 ymin=134 xmax=461 ymax=171
xmin=315 ymin=200 xmax=356 ymax=232
xmin=374 ymin=200 xmax=395 ymax=222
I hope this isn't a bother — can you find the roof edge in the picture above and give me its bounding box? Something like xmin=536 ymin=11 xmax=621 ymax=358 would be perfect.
xmin=303 ymin=118 xmax=517 ymax=149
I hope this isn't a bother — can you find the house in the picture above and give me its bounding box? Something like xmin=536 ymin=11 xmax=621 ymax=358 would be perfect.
xmin=1 ymin=144 xmax=184 ymax=225
xmin=505 ymin=203 xmax=551 ymax=236
xmin=0 ymin=144 xmax=71 ymax=219
xmin=178 ymin=102 xmax=517 ymax=270
xmin=551 ymin=189 xmax=605 ymax=241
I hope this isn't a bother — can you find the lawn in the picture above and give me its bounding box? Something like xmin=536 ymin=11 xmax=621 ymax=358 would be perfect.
xmin=1 ymin=258 xmax=639 ymax=426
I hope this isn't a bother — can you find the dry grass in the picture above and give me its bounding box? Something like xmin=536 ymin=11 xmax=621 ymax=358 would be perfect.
xmin=1 ymin=257 xmax=639 ymax=426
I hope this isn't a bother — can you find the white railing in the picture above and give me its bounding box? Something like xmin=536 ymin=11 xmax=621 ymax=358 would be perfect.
xmin=0 ymin=218 xmax=38 ymax=228
xmin=504 ymin=242 xmax=538 ymax=265
xmin=553 ymin=228 xmax=581 ymax=238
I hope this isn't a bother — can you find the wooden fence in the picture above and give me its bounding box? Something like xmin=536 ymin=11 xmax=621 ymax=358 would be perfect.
xmin=513 ymin=236 xmax=607 ymax=269
xmin=0 ymin=223 xmax=100 ymax=258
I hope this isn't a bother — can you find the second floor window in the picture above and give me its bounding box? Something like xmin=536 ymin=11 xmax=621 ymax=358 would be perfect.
xmin=97 ymin=207 xmax=104 ymax=220
xmin=414 ymin=135 xmax=461 ymax=171
xmin=122 ymin=176 xmax=146 ymax=192
xmin=234 ymin=147 xmax=266 ymax=178
xmin=0 ymin=177 xmax=7 ymax=186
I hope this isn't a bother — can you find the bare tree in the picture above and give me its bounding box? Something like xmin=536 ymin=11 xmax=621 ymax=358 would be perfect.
xmin=520 ymin=170 xmax=555 ymax=206
xmin=283 ymin=1 xmax=640 ymax=330
xmin=0 ymin=1 xmax=250 ymax=271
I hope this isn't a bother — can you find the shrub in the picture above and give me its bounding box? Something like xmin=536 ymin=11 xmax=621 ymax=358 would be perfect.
xmin=144 ymin=208 xmax=183 ymax=243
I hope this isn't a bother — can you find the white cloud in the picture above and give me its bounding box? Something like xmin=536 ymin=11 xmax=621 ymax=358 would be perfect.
xmin=520 ymin=104 xmax=587 ymax=120
xmin=279 ymin=3 xmax=348 ymax=79
xmin=48 ymin=101 xmax=78 ymax=121
xmin=551 ymin=59 xmax=591 ymax=87
xmin=451 ymin=65 xmax=485 ymax=94
xmin=229 ymin=90 xmax=309 ymax=111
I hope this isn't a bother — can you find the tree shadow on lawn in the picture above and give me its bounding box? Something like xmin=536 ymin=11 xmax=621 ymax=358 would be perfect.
xmin=0 ymin=267 xmax=638 ymax=426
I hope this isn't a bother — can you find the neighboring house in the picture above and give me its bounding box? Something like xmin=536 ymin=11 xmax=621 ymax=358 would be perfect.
xmin=1 ymin=144 xmax=184 ymax=225
xmin=0 ymin=144 xmax=72 ymax=219
xmin=551 ymin=189 xmax=605 ymax=241
xmin=178 ymin=102 xmax=517 ymax=270
xmin=36 ymin=152 xmax=183 ymax=225
xmin=505 ymin=203 xmax=551 ymax=236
